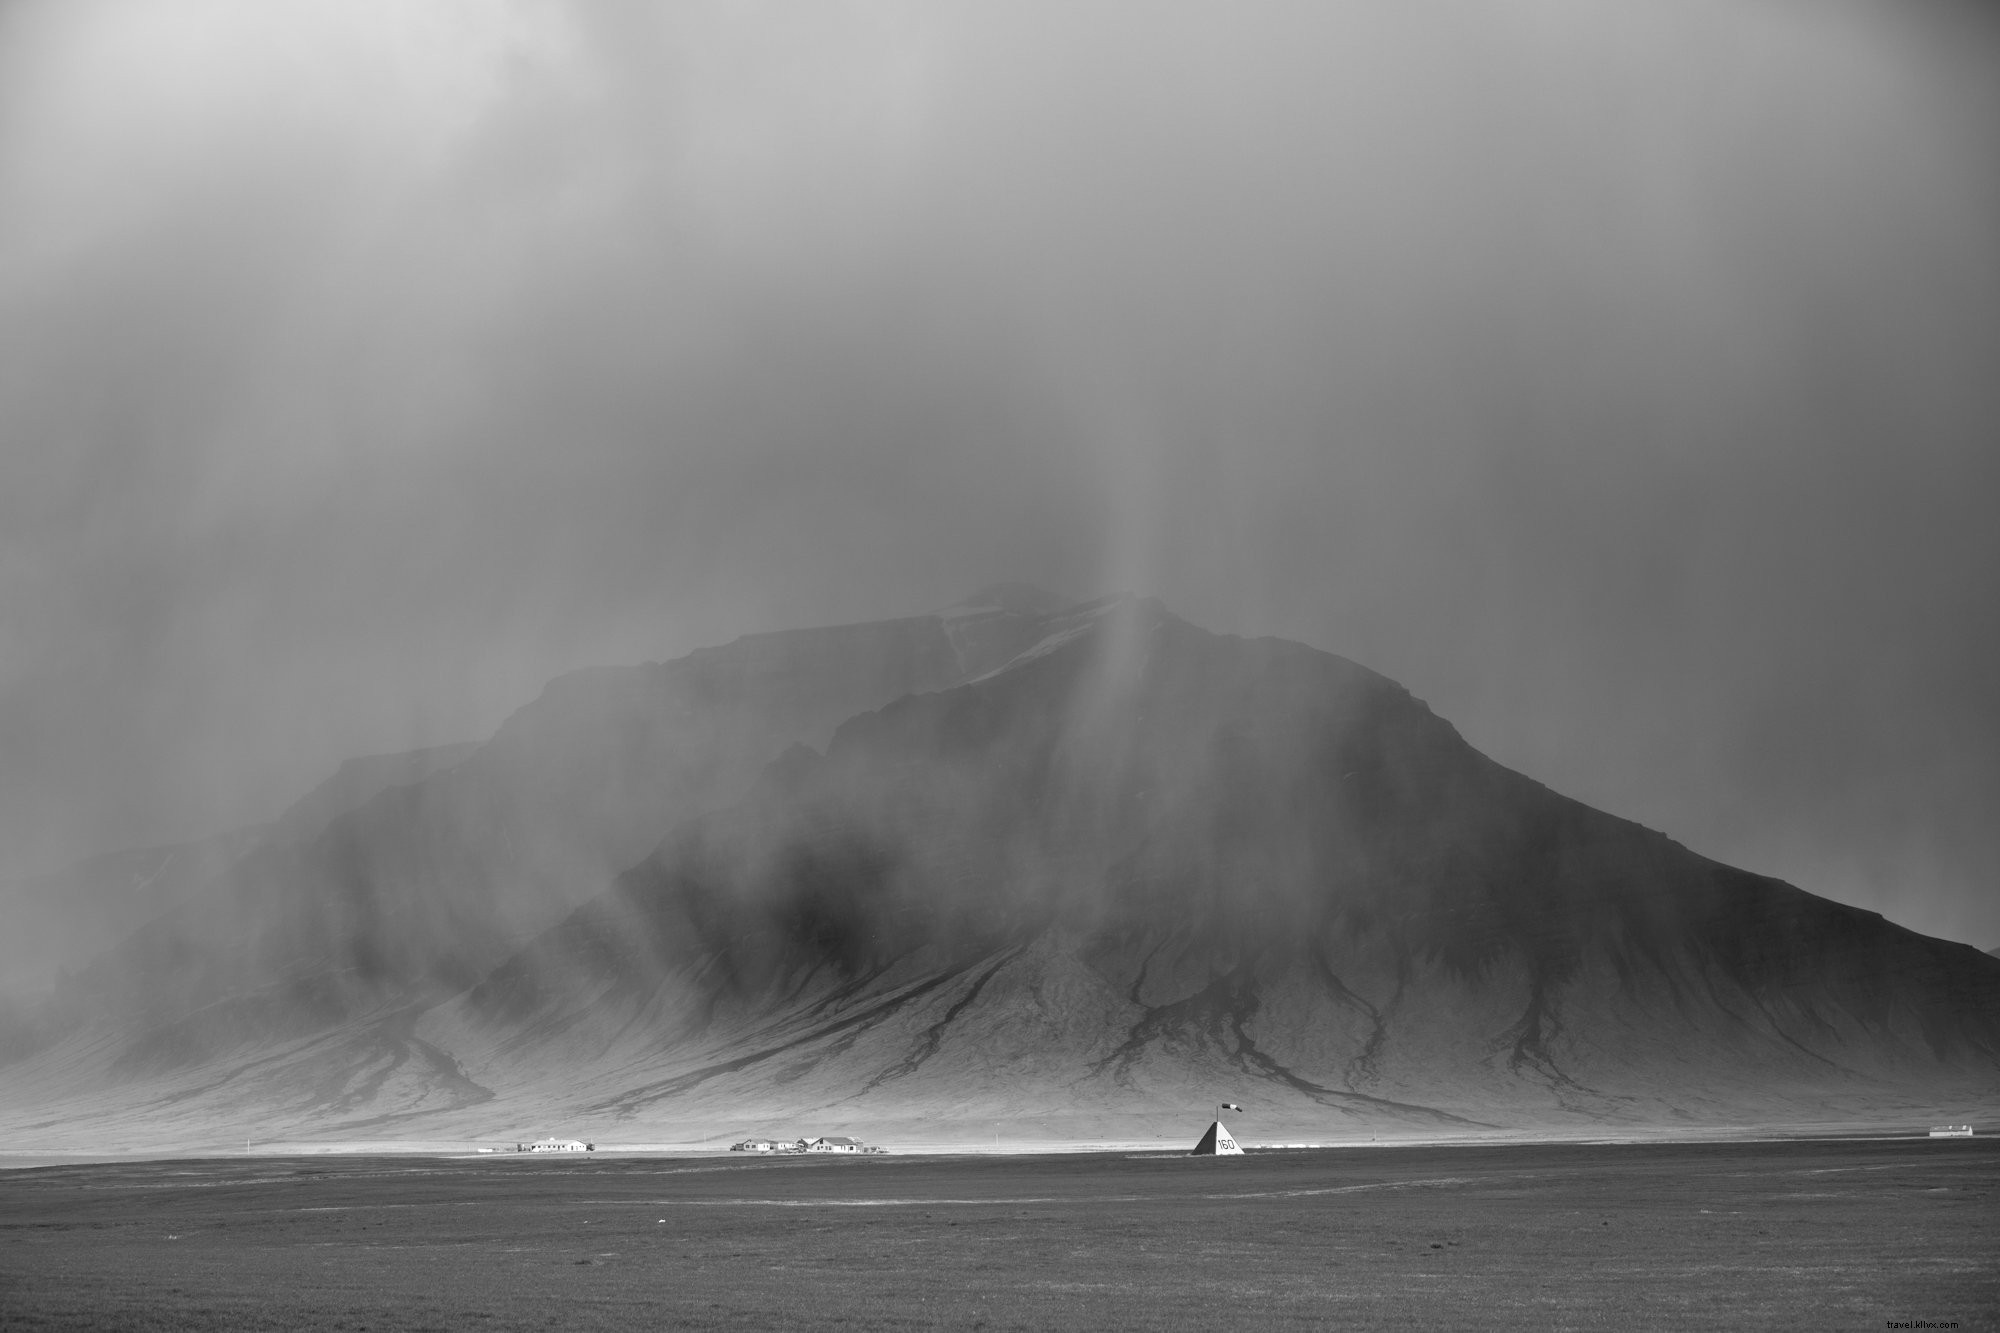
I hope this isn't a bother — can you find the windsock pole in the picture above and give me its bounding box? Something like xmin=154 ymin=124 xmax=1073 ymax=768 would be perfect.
xmin=1192 ymin=1102 xmax=1244 ymax=1155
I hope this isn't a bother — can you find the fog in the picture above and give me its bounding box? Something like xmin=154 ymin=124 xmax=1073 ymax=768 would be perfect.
xmin=2 ymin=0 xmax=1996 ymax=962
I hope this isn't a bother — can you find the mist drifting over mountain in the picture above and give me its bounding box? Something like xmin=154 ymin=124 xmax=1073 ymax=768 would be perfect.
xmin=1 ymin=3 xmax=1998 ymax=1142
xmin=2 ymin=592 xmax=1994 ymax=1147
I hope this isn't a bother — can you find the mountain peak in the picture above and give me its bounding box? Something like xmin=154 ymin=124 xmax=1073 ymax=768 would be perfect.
xmin=12 ymin=590 xmax=1999 ymax=1149
xmin=939 ymin=583 xmax=1075 ymax=618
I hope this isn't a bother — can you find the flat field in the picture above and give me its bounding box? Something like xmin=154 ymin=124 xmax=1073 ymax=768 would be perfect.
xmin=1 ymin=1139 xmax=1992 ymax=1330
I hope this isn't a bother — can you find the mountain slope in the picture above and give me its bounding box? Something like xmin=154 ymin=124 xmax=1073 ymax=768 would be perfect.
xmin=4 ymin=593 xmax=1995 ymax=1147
xmin=0 ymin=592 xmax=1072 ymax=1083
xmin=0 ymin=743 xmax=479 ymax=999
xmin=433 ymin=598 xmax=2000 ymax=1139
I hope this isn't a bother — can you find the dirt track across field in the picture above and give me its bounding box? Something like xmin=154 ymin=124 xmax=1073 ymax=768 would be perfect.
xmin=1 ymin=1139 xmax=1992 ymax=1330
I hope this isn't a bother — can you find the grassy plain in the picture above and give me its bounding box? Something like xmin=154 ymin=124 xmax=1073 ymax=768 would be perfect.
xmin=0 ymin=1139 xmax=1992 ymax=1330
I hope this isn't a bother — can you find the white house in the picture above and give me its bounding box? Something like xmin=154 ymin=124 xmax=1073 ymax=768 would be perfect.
xmin=522 ymin=1138 xmax=592 ymax=1152
xmin=805 ymin=1136 xmax=863 ymax=1153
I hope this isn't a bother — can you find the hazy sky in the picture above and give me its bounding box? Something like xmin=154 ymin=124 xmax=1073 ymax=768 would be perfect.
xmin=2 ymin=0 xmax=1996 ymax=950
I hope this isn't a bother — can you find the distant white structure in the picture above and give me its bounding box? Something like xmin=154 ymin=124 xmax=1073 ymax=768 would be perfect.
xmin=520 ymin=1138 xmax=592 ymax=1152
xmin=1929 ymin=1125 xmax=1974 ymax=1138
xmin=729 ymin=1134 xmax=881 ymax=1153
xmin=1190 ymin=1122 xmax=1243 ymax=1155
xmin=806 ymin=1136 xmax=863 ymax=1153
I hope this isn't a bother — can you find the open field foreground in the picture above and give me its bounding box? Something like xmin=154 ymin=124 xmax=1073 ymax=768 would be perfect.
xmin=1 ymin=1140 xmax=1993 ymax=1331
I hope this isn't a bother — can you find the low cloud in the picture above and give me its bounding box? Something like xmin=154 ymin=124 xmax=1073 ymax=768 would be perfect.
xmin=2 ymin=0 xmax=1996 ymax=951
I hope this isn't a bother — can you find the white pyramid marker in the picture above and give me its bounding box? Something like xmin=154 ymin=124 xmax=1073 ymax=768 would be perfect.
xmin=1190 ymin=1103 xmax=1245 ymax=1155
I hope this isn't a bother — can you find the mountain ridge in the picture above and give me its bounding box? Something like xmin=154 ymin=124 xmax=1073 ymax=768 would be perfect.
xmin=0 ymin=595 xmax=1084 ymax=1058
xmin=423 ymin=600 xmax=1998 ymax=1142
xmin=2 ymin=590 xmax=1994 ymax=1148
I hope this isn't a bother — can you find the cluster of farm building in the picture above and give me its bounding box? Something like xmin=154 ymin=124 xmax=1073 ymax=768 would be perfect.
xmin=731 ymin=1136 xmax=884 ymax=1154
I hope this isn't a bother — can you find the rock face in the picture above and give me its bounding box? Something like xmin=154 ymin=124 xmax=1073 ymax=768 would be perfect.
xmin=4 ymin=592 xmax=1997 ymax=1147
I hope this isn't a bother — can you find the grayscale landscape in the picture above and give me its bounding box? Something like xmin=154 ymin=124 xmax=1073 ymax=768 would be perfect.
xmin=2 ymin=0 xmax=1997 ymax=1328
xmin=2 ymin=1141 xmax=1994 ymax=1330
xmin=3 ymin=587 xmax=1997 ymax=1155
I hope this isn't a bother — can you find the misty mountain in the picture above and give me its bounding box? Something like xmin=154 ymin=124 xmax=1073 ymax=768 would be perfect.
xmin=268 ymin=743 xmax=483 ymax=845
xmin=0 ymin=833 xmax=256 ymax=1001
xmin=2 ymin=590 xmax=1070 ymax=1060
xmin=0 ymin=743 xmax=478 ymax=998
xmin=3 ymin=591 xmax=1994 ymax=1146
xmin=435 ymin=597 xmax=2000 ymax=1135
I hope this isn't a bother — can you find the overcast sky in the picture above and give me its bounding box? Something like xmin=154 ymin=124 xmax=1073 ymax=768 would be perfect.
xmin=2 ymin=0 xmax=1996 ymax=950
